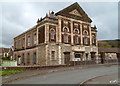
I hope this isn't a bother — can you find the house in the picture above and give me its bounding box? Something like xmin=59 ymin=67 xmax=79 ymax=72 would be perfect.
xmin=0 ymin=48 xmax=14 ymax=66
xmin=0 ymin=48 xmax=13 ymax=58
xmin=98 ymin=40 xmax=120 ymax=63
xmin=13 ymin=2 xmax=98 ymax=66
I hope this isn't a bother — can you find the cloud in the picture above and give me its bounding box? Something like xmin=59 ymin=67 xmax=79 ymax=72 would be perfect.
xmin=1 ymin=2 xmax=118 ymax=47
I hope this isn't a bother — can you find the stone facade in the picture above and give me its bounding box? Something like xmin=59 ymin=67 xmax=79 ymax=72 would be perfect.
xmin=13 ymin=2 xmax=98 ymax=66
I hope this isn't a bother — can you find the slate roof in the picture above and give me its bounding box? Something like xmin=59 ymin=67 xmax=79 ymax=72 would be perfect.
xmin=98 ymin=47 xmax=120 ymax=53
xmin=0 ymin=48 xmax=13 ymax=55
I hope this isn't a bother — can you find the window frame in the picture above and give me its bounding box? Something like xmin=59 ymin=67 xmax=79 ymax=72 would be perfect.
xmin=51 ymin=51 xmax=56 ymax=60
xmin=50 ymin=28 xmax=56 ymax=41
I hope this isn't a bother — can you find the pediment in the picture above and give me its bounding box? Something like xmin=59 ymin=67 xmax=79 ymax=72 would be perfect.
xmin=69 ymin=9 xmax=82 ymax=17
xmin=55 ymin=2 xmax=92 ymax=23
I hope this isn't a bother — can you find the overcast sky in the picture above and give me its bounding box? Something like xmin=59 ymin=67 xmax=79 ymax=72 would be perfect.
xmin=0 ymin=2 xmax=118 ymax=48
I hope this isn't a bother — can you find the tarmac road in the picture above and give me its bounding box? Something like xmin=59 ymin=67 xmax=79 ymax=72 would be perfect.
xmin=9 ymin=65 xmax=118 ymax=84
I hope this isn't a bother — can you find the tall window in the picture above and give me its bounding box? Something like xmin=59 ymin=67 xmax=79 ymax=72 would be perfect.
xmin=75 ymin=35 xmax=79 ymax=44
xmin=50 ymin=29 xmax=55 ymax=41
xmin=64 ymin=34 xmax=68 ymax=43
xmin=33 ymin=52 xmax=37 ymax=64
xmin=22 ymin=38 xmax=25 ymax=48
xmin=63 ymin=27 xmax=69 ymax=33
xmin=84 ymin=37 xmax=88 ymax=45
xmin=22 ymin=53 xmax=24 ymax=64
xmin=34 ymin=33 xmax=37 ymax=44
xmin=18 ymin=40 xmax=20 ymax=48
xmin=27 ymin=53 xmax=30 ymax=65
xmin=74 ymin=29 xmax=79 ymax=34
xmin=28 ymin=36 xmax=30 ymax=46
xmin=83 ymin=30 xmax=88 ymax=35
xmin=92 ymin=36 xmax=96 ymax=45
xmin=63 ymin=27 xmax=69 ymax=43
xmin=51 ymin=51 xmax=55 ymax=60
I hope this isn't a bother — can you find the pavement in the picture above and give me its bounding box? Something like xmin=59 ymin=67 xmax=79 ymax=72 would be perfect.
xmin=1 ymin=63 xmax=118 ymax=84
xmin=83 ymin=73 xmax=118 ymax=84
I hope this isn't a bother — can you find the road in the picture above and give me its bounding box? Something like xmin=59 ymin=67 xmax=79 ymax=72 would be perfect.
xmin=9 ymin=65 xmax=118 ymax=84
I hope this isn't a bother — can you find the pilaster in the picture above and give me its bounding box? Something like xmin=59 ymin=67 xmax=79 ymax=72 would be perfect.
xmin=36 ymin=27 xmax=39 ymax=45
xmin=80 ymin=23 xmax=83 ymax=45
xmin=45 ymin=23 xmax=49 ymax=43
xmin=58 ymin=18 xmax=62 ymax=43
xmin=89 ymin=25 xmax=92 ymax=46
xmin=71 ymin=20 xmax=73 ymax=44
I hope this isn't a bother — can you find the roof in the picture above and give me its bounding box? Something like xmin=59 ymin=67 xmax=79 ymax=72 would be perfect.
xmin=98 ymin=47 xmax=120 ymax=53
xmin=55 ymin=2 xmax=92 ymax=23
xmin=14 ymin=25 xmax=37 ymax=39
xmin=0 ymin=48 xmax=13 ymax=54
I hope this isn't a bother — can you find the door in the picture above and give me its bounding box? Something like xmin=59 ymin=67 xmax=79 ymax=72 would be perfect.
xmin=64 ymin=52 xmax=70 ymax=65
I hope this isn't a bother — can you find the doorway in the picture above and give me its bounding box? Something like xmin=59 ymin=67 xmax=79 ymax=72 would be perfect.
xmin=64 ymin=52 xmax=70 ymax=65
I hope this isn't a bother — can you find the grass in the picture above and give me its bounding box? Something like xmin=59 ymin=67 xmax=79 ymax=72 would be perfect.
xmin=0 ymin=70 xmax=24 ymax=76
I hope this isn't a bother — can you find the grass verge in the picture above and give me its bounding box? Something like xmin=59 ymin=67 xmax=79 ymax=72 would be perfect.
xmin=0 ymin=70 xmax=24 ymax=76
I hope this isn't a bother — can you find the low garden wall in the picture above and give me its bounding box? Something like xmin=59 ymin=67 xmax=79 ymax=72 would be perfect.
xmin=1 ymin=65 xmax=66 ymax=71
xmin=1 ymin=60 xmax=17 ymax=66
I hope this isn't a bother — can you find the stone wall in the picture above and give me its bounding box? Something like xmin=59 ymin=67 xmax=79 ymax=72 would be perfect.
xmin=37 ymin=45 xmax=46 ymax=66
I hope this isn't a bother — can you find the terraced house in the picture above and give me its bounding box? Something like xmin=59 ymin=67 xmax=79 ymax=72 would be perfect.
xmin=14 ymin=2 xmax=98 ymax=66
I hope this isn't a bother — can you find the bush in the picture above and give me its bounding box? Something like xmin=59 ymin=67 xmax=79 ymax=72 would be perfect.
xmin=2 ymin=57 xmax=11 ymax=60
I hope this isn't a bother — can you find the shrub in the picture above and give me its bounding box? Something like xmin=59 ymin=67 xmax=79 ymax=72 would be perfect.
xmin=2 ymin=57 xmax=11 ymax=60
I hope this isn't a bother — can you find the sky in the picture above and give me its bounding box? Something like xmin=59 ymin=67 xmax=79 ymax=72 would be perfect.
xmin=0 ymin=1 xmax=118 ymax=48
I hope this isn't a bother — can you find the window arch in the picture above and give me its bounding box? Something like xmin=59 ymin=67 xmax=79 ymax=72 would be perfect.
xmin=83 ymin=30 xmax=88 ymax=35
xmin=63 ymin=27 xmax=69 ymax=32
xmin=74 ymin=28 xmax=79 ymax=34
xmin=50 ymin=28 xmax=55 ymax=41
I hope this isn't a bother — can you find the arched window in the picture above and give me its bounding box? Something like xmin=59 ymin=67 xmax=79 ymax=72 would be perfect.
xmin=50 ymin=29 xmax=55 ymax=41
xmin=74 ymin=28 xmax=79 ymax=34
xmin=27 ymin=53 xmax=30 ymax=65
xmin=63 ymin=27 xmax=69 ymax=33
xmin=83 ymin=30 xmax=88 ymax=35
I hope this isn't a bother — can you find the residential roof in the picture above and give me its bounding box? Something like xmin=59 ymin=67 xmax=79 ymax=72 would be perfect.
xmin=98 ymin=47 xmax=120 ymax=53
xmin=0 ymin=48 xmax=13 ymax=54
